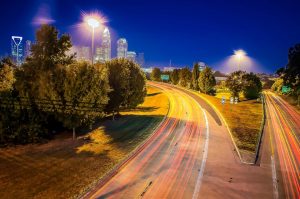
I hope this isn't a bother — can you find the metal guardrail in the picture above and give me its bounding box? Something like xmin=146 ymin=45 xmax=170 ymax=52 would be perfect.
xmin=0 ymin=96 xmax=105 ymax=113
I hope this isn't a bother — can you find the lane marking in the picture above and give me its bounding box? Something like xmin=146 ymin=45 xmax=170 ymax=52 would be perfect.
xmin=271 ymin=156 xmax=279 ymax=199
xmin=192 ymin=107 xmax=209 ymax=199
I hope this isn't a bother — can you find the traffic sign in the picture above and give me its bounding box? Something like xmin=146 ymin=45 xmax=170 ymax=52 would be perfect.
xmin=282 ymin=86 xmax=291 ymax=93
xmin=160 ymin=75 xmax=170 ymax=81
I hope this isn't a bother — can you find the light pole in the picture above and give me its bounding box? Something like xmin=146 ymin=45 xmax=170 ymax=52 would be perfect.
xmin=87 ymin=18 xmax=100 ymax=65
xmin=234 ymin=49 xmax=246 ymax=71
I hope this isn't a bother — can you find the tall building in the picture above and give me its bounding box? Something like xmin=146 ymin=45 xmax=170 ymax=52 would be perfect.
xmin=117 ymin=38 xmax=128 ymax=58
xmin=71 ymin=46 xmax=91 ymax=61
xmin=94 ymin=46 xmax=105 ymax=63
xmin=127 ymin=51 xmax=136 ymax=62
xmin=11 ymin=36 xmax=24 ymax=65
xmin=137 ymin=53 xmax=145 ymax=67
xmin=25 ymin=40 xmax=32 ymax=58
xmin=102 ymin=27 xmax=111 ymax=61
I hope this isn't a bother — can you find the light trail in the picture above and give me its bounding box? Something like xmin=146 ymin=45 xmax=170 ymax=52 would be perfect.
xmin=86 ymin=83 xmax=207 ymax=198
xmin=265 ymin=92 xmax=300 ymax=198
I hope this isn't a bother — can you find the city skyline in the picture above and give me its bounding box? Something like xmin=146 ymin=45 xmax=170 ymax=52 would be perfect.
xmin=0 ymin=0 xmax=300 ymax=72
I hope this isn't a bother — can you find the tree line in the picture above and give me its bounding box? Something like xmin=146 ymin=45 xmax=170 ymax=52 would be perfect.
xmin=0 ymin=25 xmax=146 ymax=144
xmin=150 ymin=64 xmax=262 ymax=100
xmin=273 ymin=43 xmax=300 ymax=106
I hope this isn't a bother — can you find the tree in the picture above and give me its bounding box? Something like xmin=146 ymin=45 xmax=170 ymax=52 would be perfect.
xmin=151 ymin=67 xmax=161 ymax=81
xmin=276 ymin=44 xmax=300 ymax=103
xmin=29 ymin=24 xmax=75 ymax=69
xmin=225 ymin=71 xmax=245 ymax=99
xmin=271 ymin=78 xmax=284 ymax=93
xmin=105 ymin=58 xmax=146 ymax=119
xmin=198 ymin=67 xmax=216 ymax=94
xmin=242 ymin=72 xmax=262 ymax=99
xmin=191 ymin=63 xmax=200 ymax=90
xmin=0 ymin=58 xmax=15 ymax=92
xmin=179 ymin=67 xmax=192 ymax=88
xmin=58 ymin=62 xmax=109 ymax=139
xmin=170 ymin=69 xmax=180 ymax=85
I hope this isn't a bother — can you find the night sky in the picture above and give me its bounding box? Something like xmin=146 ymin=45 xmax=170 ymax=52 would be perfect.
xmin=1 ymin=0 xmax=300 ymax=73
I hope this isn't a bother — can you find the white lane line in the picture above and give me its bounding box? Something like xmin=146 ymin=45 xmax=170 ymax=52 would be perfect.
xmin=271 ymin=156 xmax=279 ymax=199
xmin=192 ymin=107 xmax=209 ymax=199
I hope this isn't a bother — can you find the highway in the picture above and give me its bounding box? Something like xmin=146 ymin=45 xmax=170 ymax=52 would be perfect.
xmin=85 ymin=83 xmax=274 ymax=199
xmin=263 ymin=92 xmax=300 ymax=199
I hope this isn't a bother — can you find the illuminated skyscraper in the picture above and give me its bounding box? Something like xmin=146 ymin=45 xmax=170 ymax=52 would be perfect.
xmin=117 ymin=38 xmax=128 ymax=58
xmin=25 ymin=40 xmax=32 ymax=58
xmin=11 ymin=36 xmax=24 ymax=65
xmin=127 ymin=51 xmax=136 ymax=62
xmin=102 ymin=27 xmax=111 ymax=61
xmin=94 ymin=46 xmax=105 ymax=63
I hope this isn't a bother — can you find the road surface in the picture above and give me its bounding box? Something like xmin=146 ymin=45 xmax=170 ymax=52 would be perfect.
xmin=85 ymin=83 xmax=274 ymax=199
xmin=263 ymin=92 xmax=300 ymax=199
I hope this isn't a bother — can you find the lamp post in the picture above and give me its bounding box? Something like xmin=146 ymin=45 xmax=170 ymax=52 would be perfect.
xmin=87 ymin=18 xmax=100 ymax=65
xmin=234 ymin=49 xmax=246 ymax=71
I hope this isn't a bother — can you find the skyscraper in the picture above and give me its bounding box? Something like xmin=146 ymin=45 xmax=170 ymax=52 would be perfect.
xmin=127 ymin=51 xmax=136 ymax=62
xmin=117 ymin=38 xmax=128 ymax=58
xmin=102 ymin=27 xmax=111 ymax=61
xmin=94 ymin=46 xmax=105 ymax=63
xmin=11 ymin=36 xmax=24 ymax=65
xmin=25 ymin=40 xmax=32 ymax=58
xmin=137 ymin=53 xmax=145 ymax=67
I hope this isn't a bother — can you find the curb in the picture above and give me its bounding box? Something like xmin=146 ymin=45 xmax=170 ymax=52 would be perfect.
xmin=78 ymin=84 xmax=171 ymax=199
xmin=254 ymin=93 xmax=266 ymax=164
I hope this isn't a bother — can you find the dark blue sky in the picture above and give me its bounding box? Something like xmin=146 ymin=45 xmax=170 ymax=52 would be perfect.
xmin=1 ymin=0 xmax=300 ymax=73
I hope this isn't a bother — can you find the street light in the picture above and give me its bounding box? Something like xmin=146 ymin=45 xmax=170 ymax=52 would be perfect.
xmin=87 ymin=17 xmax=100 ymax=65
xmin=234 ymin=49 xmax=246 ymax=71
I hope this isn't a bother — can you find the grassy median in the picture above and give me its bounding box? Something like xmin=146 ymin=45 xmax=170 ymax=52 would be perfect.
xmin=197 ymin=91 xmax=263 ymax=156
xmin=0 ymin=86 xmax=169 ymax=199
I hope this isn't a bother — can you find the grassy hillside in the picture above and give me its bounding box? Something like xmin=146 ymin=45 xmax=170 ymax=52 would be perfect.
xmin=0 ymin=86 xmax=169 ymax=199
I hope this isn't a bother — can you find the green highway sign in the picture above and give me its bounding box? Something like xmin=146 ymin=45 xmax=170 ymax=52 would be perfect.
xmin=161 ymin=75 xmax=170 ymax=81
xmin=282 ymin=86 xmax=291 ymax=93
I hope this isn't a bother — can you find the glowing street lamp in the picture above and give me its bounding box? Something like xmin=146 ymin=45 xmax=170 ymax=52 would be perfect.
xmin=87 ymin=17 xmax=100 ymax=65
xmin=234 ymin=49 xmax=246 ymax=71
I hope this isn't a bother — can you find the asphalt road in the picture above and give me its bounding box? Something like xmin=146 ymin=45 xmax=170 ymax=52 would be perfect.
xmin=263 ymin=92 xmax=300 ymax=199
xmin=85 ymin=83 xmax=276 ymax=199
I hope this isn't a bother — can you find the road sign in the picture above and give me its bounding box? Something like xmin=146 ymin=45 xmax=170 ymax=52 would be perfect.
xmin=234 ymin=97 xmax=238 ymax=104
xmin=230 ymin=97 xmax=234 ymax=104
xmin=160 ymin=75 xmax=170 ymax=81
xmin=282 ymin=86 xmax=291 ymax=93
xmin=221 ymin=96 xmax=226 ymax=104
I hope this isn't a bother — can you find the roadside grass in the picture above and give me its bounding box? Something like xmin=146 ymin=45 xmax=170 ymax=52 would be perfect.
xmin=0 ymin=86 xmax=169 ymax=199
xmin=280 ymin=94 xmax=300 ymax=112
xmin=198 ymin=91 xmax=263 ymax=154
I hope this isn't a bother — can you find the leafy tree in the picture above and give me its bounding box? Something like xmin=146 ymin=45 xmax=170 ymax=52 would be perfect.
xmin=151 ymin=67 xmax=161 ymax=81
xmin=276 ymin=44 xmax=300 ymax=104
xmin=0 ymin=58 xmax=15 ymax=92
xmin=58 ymin=62 xmax=109 ymax=138
xmin=105 ymin=58 xmax=146 ymax=119
xmin=271 ymin=78 xmax=284 ymax=93
xmin=170 ymin=69 xmax=180 ymax=85
xmin=242 ymin=72 xmax=262 ymax=99
xmin=29 ymin=24 xmax=75 ymax=69
xmin=191 ymin=63 xmax=200 ymax=90
xmin=198 ymin=67 xmax=216 ymax=94
xmin=225 ymin=71 xmax=245 ymax=99
xmin=179 ymin=67 xmax=192 ymax=88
